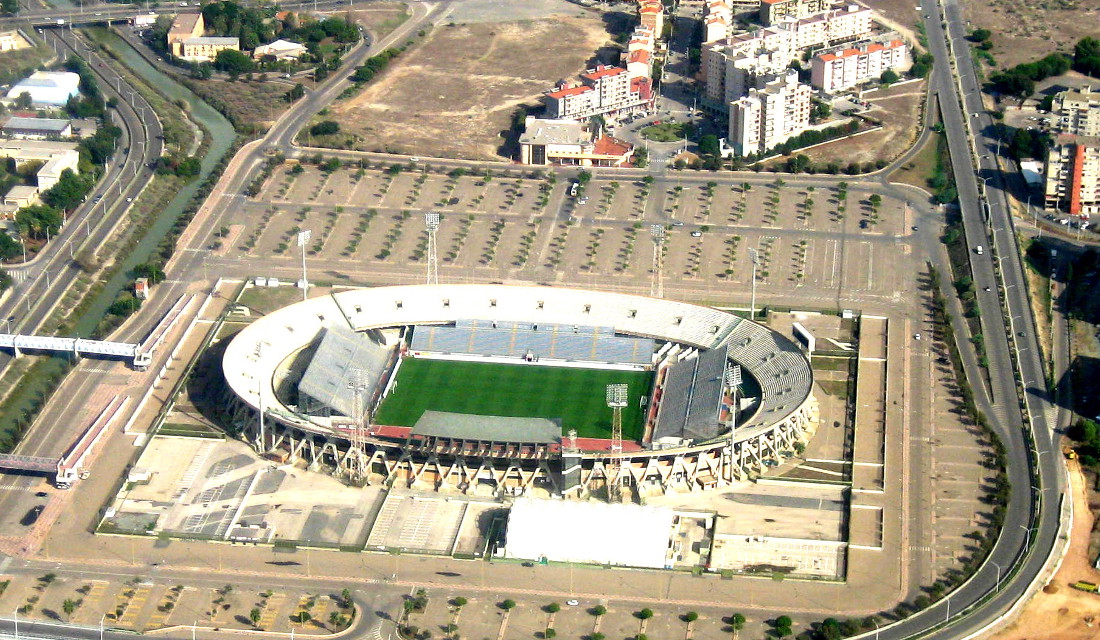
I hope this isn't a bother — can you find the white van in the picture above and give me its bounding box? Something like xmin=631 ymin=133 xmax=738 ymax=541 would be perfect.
xmin=975 ymin=246 xmax=984 ymax=255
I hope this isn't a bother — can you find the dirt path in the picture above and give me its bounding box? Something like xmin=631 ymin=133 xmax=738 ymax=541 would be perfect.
xmin=992 ymin=461 xmax=1100 ymax=640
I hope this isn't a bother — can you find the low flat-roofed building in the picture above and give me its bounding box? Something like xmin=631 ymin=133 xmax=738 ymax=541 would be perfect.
xmin=0 ymin=139 xmax=81 ymax=190
xmin=519 ymin=117 xmax=634 ymax=167
xmin=179 ymin=36 xmax=240 ymax=62
xmin=2 ymin=116 xmax=72 ymax=140
xmin=253 ymin=39 xmax=307 ymax=60
xmin=0 ymin=30 xmax=30 ymax=52
xmin=2 ymin=185 xmax=40 ymax=208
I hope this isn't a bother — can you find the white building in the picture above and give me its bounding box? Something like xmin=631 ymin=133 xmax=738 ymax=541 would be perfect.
xmin=253 ymin=39 xmax=307 ymax=61
xmin=544 ymin=66 xmax=654 ymax=120
xmin=0 ymin=140 xmax=81 ymax=190
xmin=728 ymin=70 xmax=812 ymax=156
xmin=504 ymin=498 xmax=677 ymax=569
xmin=810 ymin=39 xmax=909 ymax=93
xmin=4 ymin=71 xmax=81 ymax=108
xmin=0 ymin=30 xmax=30 ymax=52
xmin=518 ymin=117 xmax=634 ymax=167
xmin=2 ymin=117 xmax=73 ymax=140
xmin=1044 ymin=87 xmax=1100 ymax=215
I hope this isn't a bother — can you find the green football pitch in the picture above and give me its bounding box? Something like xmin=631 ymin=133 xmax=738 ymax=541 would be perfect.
xmin=374 ymin=358 xmax=654 ymax=440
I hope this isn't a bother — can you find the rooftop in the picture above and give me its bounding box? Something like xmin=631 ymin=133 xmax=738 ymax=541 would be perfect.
xmin=582 ymin=65 xmax=628 ymax=81
xmin=592 ymin=135 xmax=633 ymax=158
xmin=182 ymin=36 xmax=240 ymax=46
xmin=546 ymin=85 xmax=592 ymax=99
xmin=169 ymin=12 xmax=202 ymax=35
xmin=2 ymin=117 xmax=71 ymax=132
xmin=519 ymin=117 xmax=590 ymax=146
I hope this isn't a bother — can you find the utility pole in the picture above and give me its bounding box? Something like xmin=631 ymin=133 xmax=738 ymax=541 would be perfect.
xmin=650 ymin=224 xmax=665 ymax=298
xmin=297 ymin=229 xmax=312 ymax=301
xmin=424 ymin=212 xmax=440 ymax=285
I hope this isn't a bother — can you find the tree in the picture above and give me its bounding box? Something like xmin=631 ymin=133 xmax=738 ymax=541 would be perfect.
xmin=698 ymin=134 xmax=720 ymax=157
xmin=310 ymin=121 xmax=340 ymax=136
xmin=967 ymin=28 xmax=991 ymax=43
xmin=819 ymin=617 xmax=842 ymax=640
xmin=249 ymin=608 xmax=262 ymax=626
xmin=0 ymin=0 xmax=19 ymax=15
xmin=591 ymin=605 xmax=607 ymax=617
xmin=0 ymin=233 xmax=21 ymax=262
xmin=635 ymin=608 xmax=653 ymax=620
xmin=213 ymin=49 xmax=255 ymax=75
xmin=14 ymin=91 xmax=31 ymax=110
xmin=16 ymin=204 xmax=63 ymax=241
xmin=730 ymin=613 xmax=746 ymax=630
xmin=880 ymin=69 xmax=899 ymax=85
xmin=1074 ymin=37 xmax=1100 ymax=76
xmin=341 ymin=588 xmax=352 ymax=608
xmin=0 ymin=269 xmax=11 ymax=292
xmin=285 ymin=83 xmax=305 ymax=102
xmin=499 ymin=599 xmax=516 ymax=611
xmin=544 ymin=629 xmax=556 ymax=639
xmin=62 ymin=599 xmax=77 ymax=619
xmin=452 ymin=597 xmax=468 ymax=608
xmin=329 ymin=611 xmax=342 ymax=629
xmin=544 ymin=603 xmax=561 ymax=614
xmin=810 ymin=100 xmax=831 ymax=123
xmin=40 ymin=169 xmax=93 ymax=211
xmin=295 ymin=611 xmax=312 ymax=624
xmin=683 ymin=611 xmax=699 ymax=623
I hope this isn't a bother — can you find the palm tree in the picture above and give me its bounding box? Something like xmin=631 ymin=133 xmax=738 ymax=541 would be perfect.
xmin=249 ymin=608 xmax=262 ymax=627
xmin=62 ymin=599 xmax=77 ymax=620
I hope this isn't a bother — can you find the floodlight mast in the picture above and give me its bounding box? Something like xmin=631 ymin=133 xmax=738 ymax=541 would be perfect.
xmin=748 ymin=247 xmax=760 ymax=320
xmin=425 ymin=213 xmax=440 ymax=286
xmin=650 ymin=224 xmax=665 ymax=298
xmin=605 ymin=383 xmax=628 ymax=502
xmin=345 ymin=368 xmax=369 ymax=483
xmin=254 ymin=343 xmax=265 ymax=452
xmin=297 ymin=229 xmax=312 ymax=302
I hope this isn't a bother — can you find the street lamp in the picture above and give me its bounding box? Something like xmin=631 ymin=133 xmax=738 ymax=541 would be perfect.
xmin=748 ymin=247 xmax=760 ymax=320
xmin=989 ymin=559 xmax=1002 ymax=590
xmin=1020 ymin=524 xmax=1032 ymax=552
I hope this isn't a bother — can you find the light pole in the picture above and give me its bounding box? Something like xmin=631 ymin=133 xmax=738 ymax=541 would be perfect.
xmin=748 ymin=247 xmax=759 ymax=320
xmin=1021 ymin=524 xmax=1032 ymax=552
xmin=100 ymin=613 xmax=105 ymax=640
xmin=872 ymin=618 xmax=879 ymax=640
xmin=297 ymin=229 xmax=312 ymax=301
xmin=14 ymin=608 xmax=18 ymax=639
xmin=990 ymin=559 xmax=1002 ymax=590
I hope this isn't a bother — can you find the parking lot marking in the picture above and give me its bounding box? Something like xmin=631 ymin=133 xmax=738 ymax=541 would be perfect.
xmin=72 ymin=581 xmax=109 ymax=624
xmin=257 ymin=593 xmax=285 ymax=630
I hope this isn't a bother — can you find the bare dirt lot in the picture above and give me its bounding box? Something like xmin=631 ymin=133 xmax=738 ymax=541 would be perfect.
xmin=992 ymin=462 xmax=1100 ymax=640
xmin=331 ymin=15 xmax=613 ymax=160
xmin=348 ymin=2 xmax=411 ymax=39
xmin=960 ymin=0 xmax=1100 ymax=71
xmin=782 ymin=80 xmax=927 ymax=167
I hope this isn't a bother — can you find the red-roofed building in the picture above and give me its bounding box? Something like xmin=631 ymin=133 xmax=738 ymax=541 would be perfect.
xmin=810 ymin=38 xmax=909 ymax=92
xmin=519 ymin=116 xmax=635 ymax=167
xmin=638 ymin=0 xmax=664 ymax=36
xmin=544 ymin=66 xmax=653 ymax=119
xmin=626 ymin=49 xmax=652 ymax=79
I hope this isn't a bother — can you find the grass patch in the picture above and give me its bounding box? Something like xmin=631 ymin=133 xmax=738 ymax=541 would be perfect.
xmin=375 ymin=358 xmax=653 ymax=440
xmin=641 ymin=122 xmax=691 ymax=142
xmin=889 ymin=133 xmax=939 ymax=191
xmin=816 ymin=380 xmax=850 ymax=397
xmin=811 ymin=356 xmax=854 ymax=372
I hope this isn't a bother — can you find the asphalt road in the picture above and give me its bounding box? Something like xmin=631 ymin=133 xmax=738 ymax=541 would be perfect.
xmin=0 ymin=0 xmax=1069 ymax=637
xmin=0 ymin=0 xmax=357 ymax=29
xmin=0 ymin=26 xmax=162 ymax=399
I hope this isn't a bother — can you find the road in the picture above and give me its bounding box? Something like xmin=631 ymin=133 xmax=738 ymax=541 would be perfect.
xmin=0 ymin=0 xmax=357 ymax=29
xmin=0 ymin=26 xmax=162 ymax=396
xmin=0 ymin=0 xmax=1070 ymax=637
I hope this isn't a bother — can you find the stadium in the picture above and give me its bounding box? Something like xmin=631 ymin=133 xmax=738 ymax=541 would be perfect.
xmin=219 ymin=284 xmax=818 ymax=498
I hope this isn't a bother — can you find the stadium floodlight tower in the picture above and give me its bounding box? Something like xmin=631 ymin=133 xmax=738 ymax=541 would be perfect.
xmin=650 ymin=224 xmax=665 ymax=298
xmin=748 ymin=247 xmax=760 ymax=320
xmin=344 ymin=369 xmax=370 ymax=484
xmin=605 ymin=383 xmax=629 ymax=502
xmin=297 ymin=229 xmax=312 ymax=302
xmin=424 ymin=212 xmax=440 ymax=286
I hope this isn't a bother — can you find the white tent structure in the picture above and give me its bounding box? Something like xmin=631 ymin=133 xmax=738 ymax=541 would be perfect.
xmin=504 ymin=498 xmax=675 ymax=569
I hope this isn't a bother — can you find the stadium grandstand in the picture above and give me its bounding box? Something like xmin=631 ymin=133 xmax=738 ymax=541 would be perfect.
xmin=219 ymin=284 xmax=818 ymax=498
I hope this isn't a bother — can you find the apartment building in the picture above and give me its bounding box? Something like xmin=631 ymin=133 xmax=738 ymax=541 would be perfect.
xmin=178 ymin=37 xmax=240 ymax=62
xmin=544 ymin=66 xmax=654 ymax=120
xmin=759 ymin=0 xmax=830 ymax=26
xmin=0 ymin=140 xmax=80 ymax=190
xmin=1044 ymin=86 xmax=1100 ymax=214
xmin=728 ymin=71 xmax=811 ymax=156
xmin=810 ymin=38 xmax=909 ymax=92
xmin=638 ymin=0 xmax=664 ymax=38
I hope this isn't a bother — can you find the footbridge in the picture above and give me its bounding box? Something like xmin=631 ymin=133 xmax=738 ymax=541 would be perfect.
xmin=0 ymin=334 xmax=151 ymax=368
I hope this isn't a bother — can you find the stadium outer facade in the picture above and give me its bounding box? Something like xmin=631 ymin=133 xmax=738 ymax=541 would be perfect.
xmin=219 ymin=284 xmax=818 ymax=496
